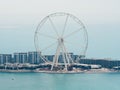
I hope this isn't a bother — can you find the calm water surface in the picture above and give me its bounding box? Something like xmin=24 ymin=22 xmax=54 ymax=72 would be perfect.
xmin=0 ymin=72 xmax=120 ymax=90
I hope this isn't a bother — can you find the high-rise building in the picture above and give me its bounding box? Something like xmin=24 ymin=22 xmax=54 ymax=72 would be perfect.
xmin=44 ymin=55 xmax=54 ymax=62
xmin=28 ymin=52 xmax=41 ymax=64
xmin=14 ymin=53 xmax=27 ymax=64
xmin=0 ymin=54 xmax=12 ymax=64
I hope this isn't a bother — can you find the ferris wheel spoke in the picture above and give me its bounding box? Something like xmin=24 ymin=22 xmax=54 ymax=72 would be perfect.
xmin=61 ymin=15 xmax=69 ymax=37
xmin=64 ymin=27 xmax=83 ymax=39
xmin=37 ymin=32 xmax=56 ymax=39
xmin=64 ymin=40 xmax=73 ymax=44
xmin=48 ymin=16 xmax=59 ymax=37
xmin=64 ymin=41 xmax=85 ymax=56
xmin=64 ymin=40 xmax=85 ymax=48
xmin=64 ymin=40 xmax=76 ymax=43
xmin=41 ymin=41 xmax=57 ymax=52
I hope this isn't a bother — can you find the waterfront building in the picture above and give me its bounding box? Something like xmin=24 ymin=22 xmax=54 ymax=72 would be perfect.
xmin=59 ymin=52 xmax=77 ymax=63
xmin=45 ymin=55 xmax=54 ymax=62
xmin=28 ymin=51 xmax=41 ymax=64
xmin=14 ymin=53 xmax=27 ymax=64
xmin=45 ymin=53 xmax=78 ymax=63
xmin=0 ymin=54 xmax=12 ymax=64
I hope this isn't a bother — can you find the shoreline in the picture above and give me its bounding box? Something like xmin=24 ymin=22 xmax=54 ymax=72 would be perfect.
xmin=0 ymin=68 xmax=119 ymax=74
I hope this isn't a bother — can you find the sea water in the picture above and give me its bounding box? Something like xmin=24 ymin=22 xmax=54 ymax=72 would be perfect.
xmin=0 ymin=72 xmax=120 ymax=90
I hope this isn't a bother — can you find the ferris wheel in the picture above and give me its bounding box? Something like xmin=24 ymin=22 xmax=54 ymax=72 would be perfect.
xmin=34 ymin=12 xmax=88 ymax=70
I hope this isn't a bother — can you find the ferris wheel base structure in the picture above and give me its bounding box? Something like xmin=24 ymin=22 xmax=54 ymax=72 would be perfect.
xmin=34 ymin=12 xmax=88 ymax=71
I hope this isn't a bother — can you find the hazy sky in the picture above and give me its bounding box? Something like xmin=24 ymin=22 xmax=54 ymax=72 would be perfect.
xmin=0 ymin=0 xmax=120 ymax=59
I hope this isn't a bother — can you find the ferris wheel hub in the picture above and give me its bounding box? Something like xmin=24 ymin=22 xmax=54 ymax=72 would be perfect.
xmin=58 ymin=38 xmax=64 ymax=44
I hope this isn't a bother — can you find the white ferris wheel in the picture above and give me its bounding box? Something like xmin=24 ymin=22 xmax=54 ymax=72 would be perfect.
xmin=34 ymin=12 xmax=88 ymax=71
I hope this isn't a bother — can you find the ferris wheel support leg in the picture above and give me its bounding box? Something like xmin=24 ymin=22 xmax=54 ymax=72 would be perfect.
xmin=62 ymin=43 xmax=70 ymax=66
xmin=55 ymin=46 xmax=61 ymax=67
xmin=51 ymin=45 xmax=60 ymax=70
xmin=61 ymin=44 xmax=68 ymax=71
xmin=51 ymin=59 xmax=55 ymax=70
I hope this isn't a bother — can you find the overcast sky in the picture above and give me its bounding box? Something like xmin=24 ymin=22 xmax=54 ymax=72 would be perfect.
xmin=0 ymin=0 xmax=120 ymax=59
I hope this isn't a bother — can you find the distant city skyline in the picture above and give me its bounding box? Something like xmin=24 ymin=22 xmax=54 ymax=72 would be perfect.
xmin=0 ymin=0 xmax=120 ymax=59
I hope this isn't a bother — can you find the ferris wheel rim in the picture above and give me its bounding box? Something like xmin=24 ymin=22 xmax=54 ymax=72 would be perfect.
xmin=34 ymin=12 xmax=88 ymax=63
